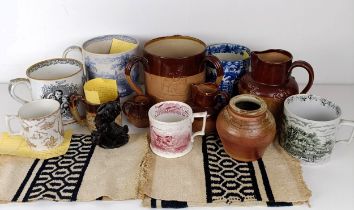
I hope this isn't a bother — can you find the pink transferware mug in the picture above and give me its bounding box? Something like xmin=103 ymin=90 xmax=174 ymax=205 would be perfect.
xmin=148 ymin=101 xmax=207 ymax=158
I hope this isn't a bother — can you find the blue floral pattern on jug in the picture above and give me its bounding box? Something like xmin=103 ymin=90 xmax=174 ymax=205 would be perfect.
xmin=206 ymin=43 xmax=251 ymax=96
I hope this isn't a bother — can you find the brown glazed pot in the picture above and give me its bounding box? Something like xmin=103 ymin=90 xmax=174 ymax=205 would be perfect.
xmin=122 ymin=95 xmax=154 ymax=128
xmin=189 ymin=82 xmax=229 ymax=133
xmin=238 ymin=49 xmax=314 ymax=121
xmin=125 ymin=35 xmax=224 ymax=103
xmin=69 ymin=94 xmax=122 ymax=132
xmin=216 ymin=94 xmax=276 ymax=161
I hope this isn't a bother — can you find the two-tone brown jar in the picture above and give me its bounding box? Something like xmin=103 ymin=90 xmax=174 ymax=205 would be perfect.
xmin=216 ymin=94 xmax=276 ymax=161
xmin=125 ymin=35 xmax=223 ymax=103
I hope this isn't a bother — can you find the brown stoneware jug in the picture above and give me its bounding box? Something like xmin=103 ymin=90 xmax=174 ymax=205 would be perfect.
xmin=238 ymin=49 xmax=314 ymax=120
xmin=216 ymin=94 xmax=276 ymax=161
xmin=122 ymin=95 xmax=154 ymax=128
xmin=189 ymin=82 xmax=229 ymax=133
xmin=125 ymin=35 xmax=223 ymax=103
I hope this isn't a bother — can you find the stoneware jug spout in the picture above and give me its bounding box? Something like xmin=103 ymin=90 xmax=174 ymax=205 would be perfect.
xmin=251 ymin=49 xmax=293 ymax=85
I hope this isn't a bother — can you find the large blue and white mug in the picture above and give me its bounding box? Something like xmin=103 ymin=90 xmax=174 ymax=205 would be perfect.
xmin=206 ymin=43 xmax=251 ymax=96
xmin=63 ymin=35 xmax=139 ymax=97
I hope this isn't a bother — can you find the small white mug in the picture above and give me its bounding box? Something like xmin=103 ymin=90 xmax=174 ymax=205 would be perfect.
xmin=148 ymin=101 xmax=207 ymax=158
xmin=5 ymin=99 xmax=64 ymax=151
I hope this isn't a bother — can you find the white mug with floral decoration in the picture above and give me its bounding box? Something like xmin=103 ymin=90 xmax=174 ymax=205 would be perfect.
xmin=280 ymin=94 xmax=354 ymax=165
xmin=148 ymin=101 xmax=207 ymax=158
xmin=8 ymin=58 xmax=85 ymax=125
xmin=5 ymin=99 xmax=64 ymax=151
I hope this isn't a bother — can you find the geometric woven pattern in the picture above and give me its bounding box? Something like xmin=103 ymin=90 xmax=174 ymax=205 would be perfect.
xmin=12 ymin=135 xmax=95 ymax=202
xmin=202 ymin=134 xmax=261 ymax=204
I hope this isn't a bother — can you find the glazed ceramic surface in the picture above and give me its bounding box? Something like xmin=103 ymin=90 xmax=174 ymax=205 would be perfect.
xmin=5 ymin=99 xmax=64 ymax=151
xmin=122 ymin=95 xmax=154 ymax=128
xmin=238 ymin=49 xmax=314 ymax=121
xmin=125 ymin=35 xmax=223 ymax=102
xmin=69 ymin=94 xmax=122 ymax=132
xmin=216 ymin=94 xmax=276 ymax=161
xmin=281 ymin=94 xmax=354 ymax=165
xmin=8 ymin=58 xmax=84 ymax=125
xmin=63 ymin=35 xmax=139 ymax=97
xmin=189 ymin=82 xmax=229 ymax=133
xmin=148 ymin=101 xmax=207 ymax=158
xmin=206 ymin=43 xmax=251 ymax=95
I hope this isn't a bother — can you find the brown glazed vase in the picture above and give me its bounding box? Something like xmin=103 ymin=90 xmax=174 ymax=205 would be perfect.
xmin=238 ymin=49 xmax=314 ymax=121
xmin=216 ymin=94 xmax=276 ymax=161
xmin=189 ymin=82 xmax=229 ymax=133
xmin=125 ymin=35 xmax=224 ymax=103
xmin=122 ymin=95 xmax=154 ymax=128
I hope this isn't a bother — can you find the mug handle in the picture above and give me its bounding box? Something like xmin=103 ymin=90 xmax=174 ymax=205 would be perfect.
xmin=69 ymin=94 xmax=86 ymax=126
xmin=191 ymin=111 xmax=207 ymax=142
xmin=287 ymin=60 xmax=314 ymax=94
xmin=62 ymin=45 xmax=83 ymax=58
xmin=336 ymin=119 xmax=354 ymax=144
xmin=5 ymin=115 xmax=22 ymax=135
xmin=214 ymin=91 xmax=230 ymax=110
xmin=202 ymin=55 xmax=224 ymax=84
xmin=8 ymin=78 xmax=32 ymax=104
xmin=124 ymin=56 xmax=148 ymax=95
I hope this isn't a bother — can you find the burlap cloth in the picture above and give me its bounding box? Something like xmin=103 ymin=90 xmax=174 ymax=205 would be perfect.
xmin=140 ymin=134 xmax=311 ymax=208
xmin=0 ymin=133 xmax=148 ymax=202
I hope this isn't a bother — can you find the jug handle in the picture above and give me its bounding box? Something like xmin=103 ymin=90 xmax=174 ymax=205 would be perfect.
xmin=214 ymin=91 xmax=230 ymax=110
xmin=69 ymin=94 xmax=86 ymax=126
xmin=287 ymin=60 xmax=314 ymax=94
xmin=125 ymin=56 xmax=148 ymax=95
xmin=202 ymin=55 xmax=224 ymax=84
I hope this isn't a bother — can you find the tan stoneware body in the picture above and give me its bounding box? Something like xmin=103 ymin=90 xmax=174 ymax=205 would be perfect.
xmin=216 ymin=94 xmax=276 ymax=161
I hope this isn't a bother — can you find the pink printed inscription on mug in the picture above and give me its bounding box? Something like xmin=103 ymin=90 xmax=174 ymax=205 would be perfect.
xmin=153 ymin=102 xmax=190 ymax=119
xmin=150 ymin=127 xmax=191 ymax=153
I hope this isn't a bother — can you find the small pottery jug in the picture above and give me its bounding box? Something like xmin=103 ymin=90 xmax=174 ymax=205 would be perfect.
xmin=122 ymin=95 xmax=154 ymax=128
xmin=216 ymin=94 xmax=276 ymax=161
xmin=189 ymin=83 xmax=229 ymax=133
xmin=238 ymin=49 xmax=314 ymax=121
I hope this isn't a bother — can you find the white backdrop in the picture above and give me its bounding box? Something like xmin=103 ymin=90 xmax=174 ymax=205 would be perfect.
xmin=0 ymin=0 xmax=353 ymax=84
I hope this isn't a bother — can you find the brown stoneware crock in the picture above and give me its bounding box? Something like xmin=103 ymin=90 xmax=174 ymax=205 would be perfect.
xmin=122 ymin=95 xmax=154 ymax=128
xmin=238 ymin=49 xmax=314 ymax=121
xmin=125 ymin=35 xmax=224 ymax=103
xmin=216 ymin=94 xmax=276 ymax=161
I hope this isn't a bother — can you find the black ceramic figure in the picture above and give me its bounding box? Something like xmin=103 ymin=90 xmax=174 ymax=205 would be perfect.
xmin=91 ymin=101 xmax=129 ymax=149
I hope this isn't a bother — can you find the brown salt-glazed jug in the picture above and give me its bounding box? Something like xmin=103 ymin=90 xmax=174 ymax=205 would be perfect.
xmin=125 ymin=35 xmax=223 ymax=103
xmin=122 ymin=95 xmax=154 ymax=128
xmin=216 ymin=94 xmax=276 ymax=161
xmin=189 ymin=82 xmax=229 ymax=133
xmin=238 ymin=49 xmax=314 ymax=120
